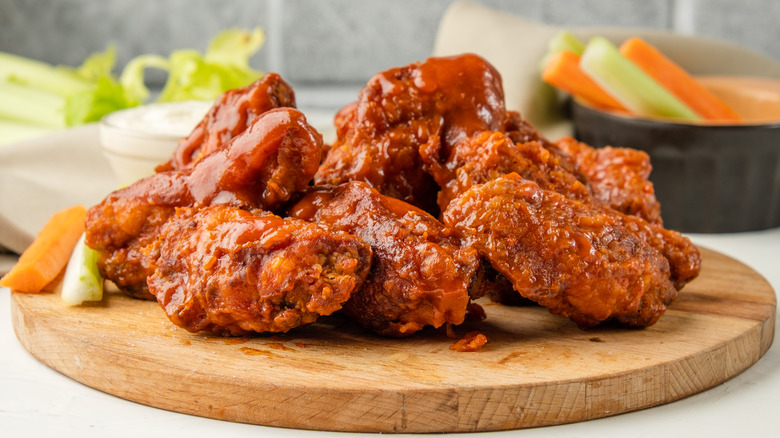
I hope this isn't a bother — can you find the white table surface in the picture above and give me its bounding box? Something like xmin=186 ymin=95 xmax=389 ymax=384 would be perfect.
xmin=2 ymin=228 xmax=779 ymax=437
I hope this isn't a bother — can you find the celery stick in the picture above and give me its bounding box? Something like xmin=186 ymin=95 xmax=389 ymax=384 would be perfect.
xmin=540 ymin=30 xmax=586 ymax=71
xmin=580 ymin=37 xmax=701 ymax=121
xmin=61 ymin=233 xmax=104 ymax=306
xmin=0 ymin=51 xmax=93 ymax=97
xmin=0 ymin=27 xmax=266 ymax=133
xmin=548 ymin=30 xmax=585 ymax=56
xmin=0 ymin=81 xmax=66 ymax=128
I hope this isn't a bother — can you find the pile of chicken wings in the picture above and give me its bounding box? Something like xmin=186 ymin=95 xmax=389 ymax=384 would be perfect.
xmin=84 ymin=54 xmax=701 ymax=338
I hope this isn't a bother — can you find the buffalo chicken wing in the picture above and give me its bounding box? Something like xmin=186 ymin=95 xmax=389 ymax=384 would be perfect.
xmin=553 ymin=137 xmax=662 ymax=224
xmin=144 ymin=205 xmax=371 ymax=335
xmin=290 ymin=181 xmax=483 ymax=337
xmin=443 ymin=173 xmax=699 ymax=327
xmin=85 ymin=107 xmax=322 ymax=298
xmin=314 ymin=54 xmax=516 ymax=213
xmin=159 ymin=73 xmax=296 ymax=171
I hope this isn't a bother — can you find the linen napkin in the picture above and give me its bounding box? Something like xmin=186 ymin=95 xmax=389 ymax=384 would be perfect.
xmin=0 ymin=124 xmax=117 ymax=274
xmin=433 ymin=1 xmax=780 ymax=139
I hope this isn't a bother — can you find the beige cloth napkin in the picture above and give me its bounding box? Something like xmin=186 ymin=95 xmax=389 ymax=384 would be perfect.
xmin=433 ymin=1 xmax=780 ymax=139
xmin=0 ymin=124 xmax=117 ymax=274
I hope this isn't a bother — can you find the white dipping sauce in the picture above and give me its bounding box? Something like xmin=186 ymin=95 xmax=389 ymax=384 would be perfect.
xmin=102 ymin=100 xmax=213 ymax=138
xmin=99 ymin=101 xmax=212 ymax=185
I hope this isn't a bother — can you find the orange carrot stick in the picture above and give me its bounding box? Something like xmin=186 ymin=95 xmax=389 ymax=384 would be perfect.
xmin=0 ymin=205 xmax=87 ymax=293
xmin=542 ymin=50 xmax=627 ymax=112
xmin=619 ymin=37 xmax=742 ymax=122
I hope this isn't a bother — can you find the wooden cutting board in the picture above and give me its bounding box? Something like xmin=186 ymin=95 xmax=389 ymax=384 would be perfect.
xmin=10 ymin=247 xmax=776 ymax=433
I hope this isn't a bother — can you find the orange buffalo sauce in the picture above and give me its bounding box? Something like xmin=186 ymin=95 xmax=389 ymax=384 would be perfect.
xmin=449 ymin=331 xmax=489 ymax=352
xmin=696 ymin=76 xmax=780 ymax=124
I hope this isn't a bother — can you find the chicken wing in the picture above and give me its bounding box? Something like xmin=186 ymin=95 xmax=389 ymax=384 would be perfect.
xmin=421 ymin=107 xmax=660 ymax=226
xmin=144 ymin=205 xmax=372 ymax=335
xmin=443 ymin=173 xmax=699 ymax=328
xmin=553 ymin=136 xmax=662 ymax=224
xmin=421 ymin=130 xmax=592 ymax=212
xmin=289 ymin=181 xmax=483 ymax=337
xmin=159 ymin=73 xmax=296 ymax=171
xmin=85 ymin=107 xmax=322 ymax=298
xmin=313 ymin=54 xmax=514 ymax=213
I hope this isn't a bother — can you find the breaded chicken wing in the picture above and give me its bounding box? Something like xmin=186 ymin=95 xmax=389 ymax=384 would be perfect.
xmin=553 ymin=136 xmax=662 ymax=224
xmin=314 ymin=54 xmax=514 ymax=213
xmin=443 ymin=173 xmax=700 ymax=328
xmin=159 ymin=73 xmax=296 ymax=171
xmin=144 ymin=205 xmax=372 ymax=335
xmin=85 ymin=107 xmax=322 ymax=298
xmin=421 ymin=130 xmax=592 ymax=212
xmin=289 ymin=181 xmax=483 ymax=337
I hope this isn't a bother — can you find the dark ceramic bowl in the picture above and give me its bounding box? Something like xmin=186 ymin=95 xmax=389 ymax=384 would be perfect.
xmin=572 ymin=101 xmax=780 ymax=233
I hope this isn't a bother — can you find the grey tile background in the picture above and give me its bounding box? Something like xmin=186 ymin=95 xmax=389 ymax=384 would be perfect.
xmin=1 ymin=0 xmax=778 ymax=109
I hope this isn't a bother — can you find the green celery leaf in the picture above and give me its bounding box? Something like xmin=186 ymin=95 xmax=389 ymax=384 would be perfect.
xmin=119 ymin=54 xmax=170 ymax=104
xmin=73 ymin=44 xmax=117 ymax=81
xmin=63 ymin=76 xmax=136 ymax=126
xmin=155 ymin=27 xmax=265 ymax=103
xmin=205 ymin=27 xmax=265 ymax=68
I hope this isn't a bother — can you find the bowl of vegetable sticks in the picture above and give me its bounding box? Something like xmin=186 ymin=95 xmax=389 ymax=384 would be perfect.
xmin=542 ymin=31 xmax=780 ymax=233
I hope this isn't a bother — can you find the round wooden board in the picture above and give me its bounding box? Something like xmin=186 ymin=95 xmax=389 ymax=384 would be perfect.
xmin=10 ymin=247 xmax=776 ymax=433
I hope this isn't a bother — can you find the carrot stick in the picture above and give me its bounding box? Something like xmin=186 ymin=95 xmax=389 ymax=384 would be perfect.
xmin=542 ymin=50 xmax=627 ymax=112
xmin=619 ymin=37 xmax=742 ymax=122
xmin=0 ymin=205 xmax=87 ymax=293
xmin=581 ymin=37 xmax=700 ymax=121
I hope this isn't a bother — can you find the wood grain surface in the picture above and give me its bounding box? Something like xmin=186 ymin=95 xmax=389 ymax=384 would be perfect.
xmin=10 ymin=247 xmax=776 ymax=433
